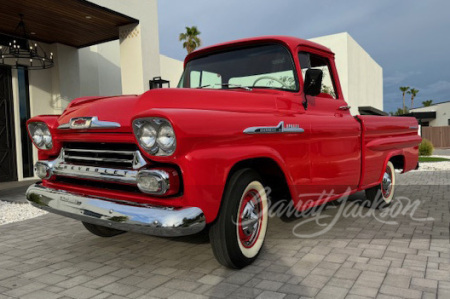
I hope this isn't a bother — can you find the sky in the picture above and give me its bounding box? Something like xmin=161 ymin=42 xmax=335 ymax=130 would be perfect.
xmin=157 ymin=0 xmax=450 ymax=113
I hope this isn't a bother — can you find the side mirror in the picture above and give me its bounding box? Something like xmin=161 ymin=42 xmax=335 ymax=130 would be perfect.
xmin=304 ymin=69 xmax=323 ymax=97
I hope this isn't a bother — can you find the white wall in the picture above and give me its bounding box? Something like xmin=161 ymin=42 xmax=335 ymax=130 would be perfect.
xmin=79 ymin=41 xmax=122 ymax=97
xmin=411 ymin=102 xmax=450 ymax=127
xmin=309 ymin=32 xmax=383 ymax=115
xmin=88 ymin=0 xmax=161 ymax=94
xmin=160 ymin=54 xmax=184 ymax=87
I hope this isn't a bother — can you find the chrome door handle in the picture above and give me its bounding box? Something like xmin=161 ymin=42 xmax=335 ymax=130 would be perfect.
xmin=338 ymin=105 xmax=351 ymax=111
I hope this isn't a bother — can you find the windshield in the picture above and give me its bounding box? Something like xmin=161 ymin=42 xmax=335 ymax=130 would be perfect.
xmin=178 ymin=44 xmax=298 ymax=91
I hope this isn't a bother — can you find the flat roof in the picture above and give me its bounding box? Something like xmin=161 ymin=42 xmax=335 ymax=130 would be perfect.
xmin=410 ymin=100 xmax=450 ymax=110
xmin=0 ymin=0 xmax=138 ymax=48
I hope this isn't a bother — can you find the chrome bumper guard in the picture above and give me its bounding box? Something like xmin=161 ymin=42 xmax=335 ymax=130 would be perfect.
xmin=26 ymin=183 xmax=206 ymax=237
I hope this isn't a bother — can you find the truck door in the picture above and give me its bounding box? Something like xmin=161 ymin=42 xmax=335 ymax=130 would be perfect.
xmin=298 ymin=51 xmax=361 ymax=196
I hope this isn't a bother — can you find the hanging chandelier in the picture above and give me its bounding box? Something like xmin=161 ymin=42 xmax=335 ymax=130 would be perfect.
xmin=0 ymin=14 xmax=54 ymax=70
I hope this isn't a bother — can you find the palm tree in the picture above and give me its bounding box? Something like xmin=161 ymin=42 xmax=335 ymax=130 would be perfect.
xmin=422 ymin=100 xmax=433 ymax=107
xmin=390 ymin=107 xmax=408 ymax=116
xmin=407 ymin=88 xmax=419 ymax=109
xmin=399 ymin=86 xmax=410 ymax=113
xmin=179 ymin=26 xmax=202 ymax=54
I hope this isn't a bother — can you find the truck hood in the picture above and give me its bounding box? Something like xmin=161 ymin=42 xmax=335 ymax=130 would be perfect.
xmin=58 ymin=88 xmax=283 ymax=132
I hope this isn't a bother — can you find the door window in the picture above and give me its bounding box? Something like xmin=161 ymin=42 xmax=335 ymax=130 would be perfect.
xmin=298 ymin=52 xmax=338 ymax=99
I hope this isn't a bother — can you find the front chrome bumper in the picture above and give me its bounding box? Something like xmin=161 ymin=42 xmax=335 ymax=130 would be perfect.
xmin=26 ymin=183 xmax=205 ymax=237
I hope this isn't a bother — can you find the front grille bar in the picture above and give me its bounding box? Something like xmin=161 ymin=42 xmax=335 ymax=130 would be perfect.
xmin=63 ymin=155 xmax=134 ymax=164
xmin=63 ymin=148 xmax=136 ymax=155
xmin=62 ymin=147 xmax=147 ymax=170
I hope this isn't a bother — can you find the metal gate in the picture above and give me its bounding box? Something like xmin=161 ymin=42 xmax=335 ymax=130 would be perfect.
xmin=0 ymin=66 xmax=17 ymax=182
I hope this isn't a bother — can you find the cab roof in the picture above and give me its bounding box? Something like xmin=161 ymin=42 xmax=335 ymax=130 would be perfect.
xmin=184 ymin=35 xmax=334 ymax=65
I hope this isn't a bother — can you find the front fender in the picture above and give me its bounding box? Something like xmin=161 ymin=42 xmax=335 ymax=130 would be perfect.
xmin=179 ymin=145 xmax=294 ymax=223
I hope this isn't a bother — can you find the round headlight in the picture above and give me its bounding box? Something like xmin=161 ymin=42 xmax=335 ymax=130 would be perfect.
xmin=139 ymin=124 xmax=157 ymax=150
xmin=32 ymin=127 xmax=44 ymax=147
xmin=28 ymin=122 xmax=52 ymax=150
xmin=133 ymin=118 xmax=176 ymax=156
xmin=157 ymin=125 xmax=176 ymax=152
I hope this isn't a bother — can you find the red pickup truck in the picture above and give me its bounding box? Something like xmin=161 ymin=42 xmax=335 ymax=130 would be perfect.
xmin=26 ymin=36 xmax=421 ymax=269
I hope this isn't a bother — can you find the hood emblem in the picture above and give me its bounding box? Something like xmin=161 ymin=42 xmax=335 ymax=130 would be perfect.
xmin=58 ymin=116 xmax=121 ymax=130
xmin=244 ymin=121 xmax=304 ymax=134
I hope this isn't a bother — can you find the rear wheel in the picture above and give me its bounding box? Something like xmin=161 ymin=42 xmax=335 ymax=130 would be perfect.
xmin=209 ymin=169 xmax=268 ymax=269
xmin=365 ymin=161 xmax=396 ymax=209
xmin=82 ymin=222 xmax=126 ymax=237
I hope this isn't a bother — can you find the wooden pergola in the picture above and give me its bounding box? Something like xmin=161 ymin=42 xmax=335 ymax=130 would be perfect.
xmin=0 ymin=0 xmax=138 ymax=48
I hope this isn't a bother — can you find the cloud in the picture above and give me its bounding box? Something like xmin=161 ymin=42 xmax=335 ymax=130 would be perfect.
xmin=384 ymin=71 xmax=421 ymax=87
xmin=158 ymin=0 xmax=450 ymax=114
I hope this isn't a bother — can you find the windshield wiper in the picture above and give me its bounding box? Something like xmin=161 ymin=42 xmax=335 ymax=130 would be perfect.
xmin=197 ymin=83 xmax=252 ymax=91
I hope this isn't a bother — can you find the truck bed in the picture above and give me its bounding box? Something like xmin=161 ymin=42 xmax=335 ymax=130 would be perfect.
xmin=357 ymin=115 xmax=421 ymax=190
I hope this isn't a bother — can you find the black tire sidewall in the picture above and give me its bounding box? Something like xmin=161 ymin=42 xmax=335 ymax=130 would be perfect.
xmin=210 ymin=168 xmax=267 ymax=268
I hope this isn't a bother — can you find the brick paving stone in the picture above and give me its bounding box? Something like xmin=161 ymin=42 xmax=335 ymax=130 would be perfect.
xmin=229 ymin=286 xmax=263 ymax=298
xmin=379 ymin=285 xmax=422 ymax=299
xmin=382 ymin=273 xmax=411 ymax=288
xmin=0 ymin=171 xmax=449 ymax=299
xmin=254 ymin=279 xmax=283 ymax=291
xmin=349 ymin=285 xmax=378 ymax=298
xmin=197 ymin=274 xmax=224 ymax=286
xmin=410 ymin=277 xmax=438 ymax=292
xmin=300 ymin=274 xmax=330 ymax=289
xmin=61 ymin=285 xmax=102 ymax=299
xmin=315 ymin=285 xmax=348 ymax=299
xmin=21 ymin=289 xmax=61 ymax=299
xmin=255 ymin=290 xmax=286 ymax=299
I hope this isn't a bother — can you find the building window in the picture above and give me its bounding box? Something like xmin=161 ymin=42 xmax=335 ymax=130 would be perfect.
xmin=17 ymin=67 xmax=33 ymax=178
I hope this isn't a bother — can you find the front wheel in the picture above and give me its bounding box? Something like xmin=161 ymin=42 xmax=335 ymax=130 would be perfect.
xmin=365 ymin=161 xmax=396 ymax=209
xmin=209 ymin=169 xmax=268 ymax=269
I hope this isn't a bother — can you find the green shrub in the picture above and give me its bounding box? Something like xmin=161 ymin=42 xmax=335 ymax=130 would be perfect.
xmin=419 ymin=139 xmax=434 ymax=156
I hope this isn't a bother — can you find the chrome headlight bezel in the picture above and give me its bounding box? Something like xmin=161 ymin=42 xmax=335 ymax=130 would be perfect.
xmin=133 ymin=118 xmax=176 ymax=156
xmin=28 ymin=122 xmax=53 ymax=150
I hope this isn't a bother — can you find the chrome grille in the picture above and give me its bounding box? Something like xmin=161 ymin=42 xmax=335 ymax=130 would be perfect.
xmin=62 ymin=143 xmax=144 ymax=169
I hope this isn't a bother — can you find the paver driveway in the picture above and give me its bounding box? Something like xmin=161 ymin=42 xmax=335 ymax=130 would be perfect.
xmin=0 ymin=171 xmax=449 ymax=299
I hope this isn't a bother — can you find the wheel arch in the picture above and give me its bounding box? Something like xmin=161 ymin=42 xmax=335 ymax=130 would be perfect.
xmin=226 ymin=157 xmax=294 ymax=206
xmin=377 ymin=151 xmax=405 ymax=185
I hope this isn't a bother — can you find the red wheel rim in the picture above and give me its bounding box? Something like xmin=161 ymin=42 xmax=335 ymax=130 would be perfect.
xmin=238 ymin=189 xmax=263 ymax=248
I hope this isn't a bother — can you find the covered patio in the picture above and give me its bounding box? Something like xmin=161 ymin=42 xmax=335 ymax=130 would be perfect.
xmin=0 ymin=0 xmax=164 ymax=183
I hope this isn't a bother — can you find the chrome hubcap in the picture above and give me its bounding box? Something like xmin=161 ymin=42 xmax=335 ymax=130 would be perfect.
xmin=381 ymin=168 xmax=392 ymax=198
xmin=239 ymin=190 xmax=262 ymax=248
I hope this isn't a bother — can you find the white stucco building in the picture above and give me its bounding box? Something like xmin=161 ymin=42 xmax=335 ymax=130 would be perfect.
xmin=309 ymin=32 xmax=384 ymax=116
xmin=410 ymin=101 xmax=450 ymax=127
xmin=0 ymin=2 xmax=383 ymax=183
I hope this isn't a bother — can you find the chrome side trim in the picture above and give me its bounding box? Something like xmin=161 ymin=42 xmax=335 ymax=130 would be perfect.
xmin=57 ymin=123 xmax=70 ymax=129
xmin=409 ymin=126 xmax=418 ymax=130
xmin=244 ymin=121 xmax=304 ymax=134
xmin=58 ymin=116 xmax=121 ymax=130
xmin=26 ymin=183 xmax=205 ymax=237
xmin=338 ymin=105 xmax=351 ymax=111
